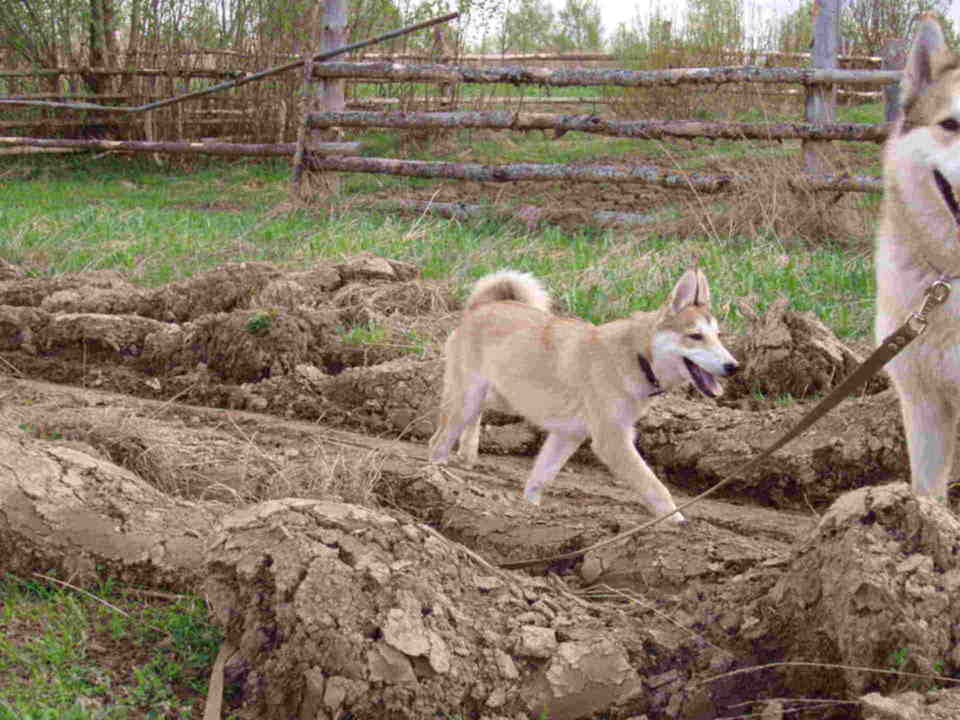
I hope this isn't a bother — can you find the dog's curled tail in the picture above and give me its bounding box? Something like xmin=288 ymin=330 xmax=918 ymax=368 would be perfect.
xmin=465 ymin=270 xmax=551 ymax=313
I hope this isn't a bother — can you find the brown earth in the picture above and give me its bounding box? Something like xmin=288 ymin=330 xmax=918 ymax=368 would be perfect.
xmin=1 ymin=255 xmax=958 ymax=719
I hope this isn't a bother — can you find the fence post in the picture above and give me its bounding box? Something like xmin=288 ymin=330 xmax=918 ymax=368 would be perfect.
xmin=293 ymin=0 xmax=347 ymax=196
xmin=881 ymin=37 xmax=908 ymax=122
xmin=803 ymin=0 xmax=839 ymax=174
xmin=320 ymin=0 xmax=348 ymax=125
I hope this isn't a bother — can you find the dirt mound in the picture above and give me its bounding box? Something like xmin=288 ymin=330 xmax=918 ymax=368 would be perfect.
xmin=758 ymin=482 xmax=960 ymax=697
xmin=0 ymin=257 xmax=456 ymax=387
xmin=0 ymin=269 xmax=132 ymax=308
xmin=0 ymin=259 xmax=25 ymax=281
xmin=150 ymin=262 xmax=290 ymax=322
xmin=41 ymin=284 xmax=156 ymax=316
xmin=248 ymin=358 xmax=443 ymax=438
xmin=333 ymin=280 xmax=456 ymax=319
xmin=7 ymin=375 xmax=916 ymax=719
xmin=728 ymin=296 xmax=888 ymax=401
xmin=0 ymin=419 xmax=216 ymax=590
xmin=203 ymin=499 xmax=658 ymax=720
xmin=144 ymin=308 xmax=335 ymax=384
xmin=0 ymin=256 xmax=927 ymax=516
xmin=334 ymin=253 xmax=419 ymax=283
xmin=862 ymin=688 xmax=960 ymax=719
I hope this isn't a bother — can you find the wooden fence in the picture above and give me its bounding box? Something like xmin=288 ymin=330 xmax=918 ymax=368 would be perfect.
xmin=1 ymin=0 xmax=898 ymax=220
xmin=300 ymin=59 xmax=889 ymax=197
xmin=292 ymin=0 xmax=893 ymax=221
xmin=0 ymin=12 xmax=889 ymax=149
xmin=0 ymin=12 xmax=458 ymax=160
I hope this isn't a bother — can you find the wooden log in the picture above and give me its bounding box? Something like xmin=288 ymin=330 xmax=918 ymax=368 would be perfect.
xmin=1 ymin=93 xmax=137 ymax=101
xmin=0 ymin=136 xmax=363 ymax=156
xmin=345 ymin=96 xmax=616 ymax=107
xmin=311 ymin=61 xmax=901 ymax=88
xmin=0 ymin=119 xmax=238 ymax=131
xmin=307 ymin=155 xmax=884 ymax=193
xmin=788 ymin=172 xmax=882 ymax=193
xmin=0 ymin=67 xmax=245 ymax=79
xmin=307 ymin=155 xmax=734 ymax=191
xmin=308 ymin=110 xmax=890 ymax=142
xmin=356 ymin=50 xmax=884 ymax=65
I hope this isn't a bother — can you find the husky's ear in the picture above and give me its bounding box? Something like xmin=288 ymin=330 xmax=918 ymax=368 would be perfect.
xmin=668 ymin=269 xmax=708 ymax=313
xmin=902 ymin=16 xmax=956 ymax=109
xmin=694 ymin=269 xmax=711 ymax=307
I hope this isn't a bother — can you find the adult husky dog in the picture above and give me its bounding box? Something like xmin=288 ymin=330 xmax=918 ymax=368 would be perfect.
xmin=428 ymin=268 xmax=739 ymax=522
xmin=876 ymin=15 xmax=960 ymax=504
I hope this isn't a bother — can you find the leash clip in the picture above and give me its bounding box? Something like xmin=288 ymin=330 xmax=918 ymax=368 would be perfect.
xmin=907 ymin=280 xmax=952 ymax=336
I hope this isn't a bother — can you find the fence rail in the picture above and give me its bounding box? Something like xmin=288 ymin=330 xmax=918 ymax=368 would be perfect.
xmin=0 ymin=136 xmax=362 ymax=157
xmin=306 ymin=155 xmax=883 ymax=194
xmin=309 ymin=61 xmax=901 ymax=88
xmin=307 ymin=109 xmax=890 ymax=142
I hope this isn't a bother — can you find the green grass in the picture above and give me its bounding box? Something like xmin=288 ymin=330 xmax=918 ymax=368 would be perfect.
xmin=338 ymin=322 xmax=430 ymax=356
xmin=0 ymin=148 xmax=875 ymax=338
xmin=0 ymin=574 xmax=225 ymax=719
xmin=339 ymin=321 xmax=389 ymax=345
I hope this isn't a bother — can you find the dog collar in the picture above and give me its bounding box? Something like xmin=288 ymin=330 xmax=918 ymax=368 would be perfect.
xmin=933 ymin=170 xmax=960 ymax=227
xmin=637 ymin=354 xmax=663 ymax=396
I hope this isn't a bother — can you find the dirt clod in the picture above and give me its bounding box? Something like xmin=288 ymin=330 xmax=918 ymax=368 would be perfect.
xmin=760 ymin=482 xmax=960 ymax=697
xmin=729 ymin=296 xmax=887 ymax=400
xmin=861 ymin=689 xmax=960 ymax=720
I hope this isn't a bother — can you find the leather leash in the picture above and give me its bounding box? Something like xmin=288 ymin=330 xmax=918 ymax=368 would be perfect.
xmin=500 ymin=280 xmax=952 ymax=571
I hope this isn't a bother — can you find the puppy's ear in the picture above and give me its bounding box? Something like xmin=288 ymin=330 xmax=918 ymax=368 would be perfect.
xmin=668 ymin=269 xmax=701 ymax=313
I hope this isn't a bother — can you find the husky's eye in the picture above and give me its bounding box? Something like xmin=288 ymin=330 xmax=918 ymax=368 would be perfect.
xmin=687 ymin=333 xmax=704 ymax=341
xmin=939 ymin=118 xmax=960 ymax=132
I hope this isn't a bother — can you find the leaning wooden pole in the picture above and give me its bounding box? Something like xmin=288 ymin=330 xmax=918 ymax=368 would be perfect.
xmin=306 ymin=109 xmax=890 ymax=142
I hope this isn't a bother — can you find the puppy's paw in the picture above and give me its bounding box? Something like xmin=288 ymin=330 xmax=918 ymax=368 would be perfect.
xmin=523 ymin=489 xmax=543 ymax=506
xmin=455 ymin=454 xmax=477 ymax=469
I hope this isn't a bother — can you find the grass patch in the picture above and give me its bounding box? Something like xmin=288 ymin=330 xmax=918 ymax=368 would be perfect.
xmin=0 ymin=573 xmax=224 ymax=720
xmin=0 ymin=131 xmax=878 ymax=339
xmin=338 ymin=322 xmax=431 ymax=357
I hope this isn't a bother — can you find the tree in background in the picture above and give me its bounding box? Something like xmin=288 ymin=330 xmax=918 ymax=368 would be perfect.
xmin=552 ymin=0 xmax=603 ymax=52
xmin=769 ymin=0 xmax=956 ymax=56
xmin=500 ymin=0 xmax=555 ymax=53
xmin=767 ymin=0 xmax=813 ymax=53
xmin=841 ymin=0 xmax=955 ymax=55
xmin=609 ymin=4 xmax=675 ymax=63
xmin=685 ymin=0 xmax=744 ymax=54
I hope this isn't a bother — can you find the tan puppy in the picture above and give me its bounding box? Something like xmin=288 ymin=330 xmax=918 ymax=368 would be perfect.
xmin=876 ymin=15 xmax=960 ymax=504
xmin=429 ymin=268 xmax=739 ymax=522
